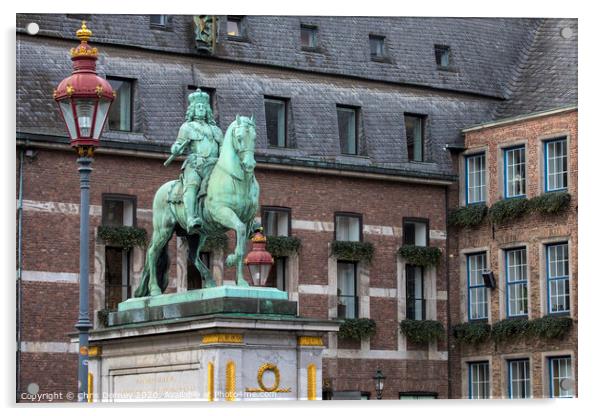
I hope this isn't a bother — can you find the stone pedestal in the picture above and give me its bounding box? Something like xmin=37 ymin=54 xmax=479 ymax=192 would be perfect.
xmin=85 ymin=287 xmax=338 ymax=402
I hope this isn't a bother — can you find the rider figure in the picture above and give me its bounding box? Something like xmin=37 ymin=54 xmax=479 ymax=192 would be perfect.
xmin=169 ymin=89 xmax=223 ymax=233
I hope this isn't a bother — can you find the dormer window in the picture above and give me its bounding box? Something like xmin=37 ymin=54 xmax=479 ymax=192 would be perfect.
xmin=369 ymin=35 xmax=385 ymax=59
xmin=435 ymin=44 xmax=451 ymax=69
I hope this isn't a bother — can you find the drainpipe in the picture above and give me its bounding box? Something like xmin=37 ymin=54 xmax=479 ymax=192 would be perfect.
xmin=16 ymin=148 xmax=24 ymax=400
xmin=445 ymin=186 xmax=452 ymax=399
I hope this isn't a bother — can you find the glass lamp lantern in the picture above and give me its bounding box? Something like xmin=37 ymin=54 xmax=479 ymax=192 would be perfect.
xmin=54 ymin=21 xmax=114 ymax=152
xmin=373 ymin=369 xmax=386 ymax=400
xmin=244 ymin=230 xmax=274 ymax=286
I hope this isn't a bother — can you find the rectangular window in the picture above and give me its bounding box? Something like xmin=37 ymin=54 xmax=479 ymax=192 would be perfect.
xmin=262 ymin=207 xmax=290 ymax=237
xmin=227 ymin=16 xmax=243 ymax=37
xmin=545 ymin=138 xmax=568 ymax=192
xmin=300 ymin=25 xmax=318 ymax=48
xmin=337 ymin=106 xmax=358 ymax=155
xmin=467 ymin=253 xmax=488 ymax=320
xmin=435 ymin=44 xmax=451 ymax=68
xmin=403 ymin=218 xmax=428 ymax=246
xmin=399 ymin=393 xmax=437 ymax=399
xmin=405 ymin=114 xmax=425 ymax=162
xmin=337 ymin=262 xmax=357 ymax=319
xmin=466 ymin=153 xmax=486 ymax=204
xmin=468 ymin=362 xmax=490 ymax=399
xmin=107 ymin=77 xmax=133 ymax=132
xmin=504 ymin=146 xmax=526 ymax=198
xmin=266 ymin=257 xmax=286 ymax=291
xmin=335 ymin=213 xmax=362 ymax=242
xmin=150 ymin=15 xmax=167 ymax=27
xmin=264 ymin=97 xmax=287 ymax=147
xmin=505 ymin=247 xmax=528 ymax=317
xmin=187 ymin=252 xmax=210 ymax=290
xmin=549 ymin=356 xmax=573 ymax=398
xmin=102 ymin=195 xmax=135 ymax=227
xmin=508 ymin=359 xmax=531 ymax=399
xmin=547 ymin=243 xmax=570 ymax=314
xmin=369 ymin=35 xmax=385 ymax=58
xmin=406 ymin=265 xmax=425 ymax=320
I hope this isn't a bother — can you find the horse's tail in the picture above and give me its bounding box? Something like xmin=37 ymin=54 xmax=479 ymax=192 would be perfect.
xmin=133 ymin=242 xmax=170 ymax=297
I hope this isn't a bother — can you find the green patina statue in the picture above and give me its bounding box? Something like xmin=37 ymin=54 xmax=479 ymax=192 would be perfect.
xmin=134 ymin=89 xmax=259 ymax=297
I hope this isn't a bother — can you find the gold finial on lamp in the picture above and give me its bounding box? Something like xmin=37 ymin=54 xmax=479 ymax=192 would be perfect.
xmin=76 ymin=21 xmax=92 ymax=42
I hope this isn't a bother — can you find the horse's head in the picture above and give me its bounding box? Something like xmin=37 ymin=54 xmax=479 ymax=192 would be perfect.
xmin=232 ymin=115 xmax=257 ymax=174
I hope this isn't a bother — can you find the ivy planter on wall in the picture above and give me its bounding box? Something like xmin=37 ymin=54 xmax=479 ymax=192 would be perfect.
xmin=266 ymin=236 xmax=301 ymax=257
xmin=98 ymin=226 xmax=147 ymax=250
xmin=331 ymin=241 xmax=374 ymax=263
xmin=529 ymin=191 xmax=571 ymax=215
xmin=399 ymin=319 xmax=445 ymax=344
xmin=491 ymin=316 xmax=573 ymax=343
xmin=397 ymin=245 xmax=441 ymax=267
xmin=338 ymin=318 xmax=376 ymax=340
xmin=452 ymin=321 xmax=492 ymax=345
xmin=448 ymin=204 xmax=488 ymax=227
xmin=488 ymin=198 xmax=531 ymax=225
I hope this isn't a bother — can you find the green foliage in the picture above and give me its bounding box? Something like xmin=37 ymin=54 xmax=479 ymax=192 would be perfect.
xmin=397 ymin=245 xmax=442 ymax=267
xmin=491 ymin=316 xmax=573 ymax=343
xmin=331 ymin=241 xmax=375 ymax=263
xmin=452 ymin=322 xmax=491 ymax=345
xmin=98 ymin=226 xmax=147 ymax=249
xmin=338 ymin=318 xmax=377 ymax=340
xmin=488 ymin=198 xmax=531 ymax=225
xmin=449 ymin=204 xmax=488 ymax=227
xmin=528 ymin=315 xmax=573 ymax=340
xmin=529 ymin=192 xmax=571 ymax=215
xmin=399 ymin=320 xmax=445 ymax=344
xmin=202 ymin=230 xmax=229 ymax=251
xmin=266 ymin=236 xmax=301 ymax=257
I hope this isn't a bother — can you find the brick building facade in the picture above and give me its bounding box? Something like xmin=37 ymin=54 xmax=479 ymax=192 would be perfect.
xmin=15 ymin=14 xmax=577 ymax=401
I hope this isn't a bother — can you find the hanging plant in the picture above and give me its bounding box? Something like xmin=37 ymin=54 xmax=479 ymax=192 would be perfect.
xmin=529 ymin=192 xmax=571 ymax=215
xmin=338 ymin=318 xmax=376 ymax=340
xmin=397 ymin=245 xmax=441 ymax=267
xmin=528 ymin=315 xmax=573 ymax=340
xmin=266 ymin=236 xmax=301 ymax=257
xmin=491 ymin=318 xmax=531 ymax=343
xmin=98 ymin=225 xmax=147 ymax=249
xmin=488 ymin=198 xmax=531 ymax=225
xmin=331 ymin=241 xmax=374 ymax=263
xmin=399 ymin=320 xmax=445 ymax=344
xmin=449 ymin=204 xmax=488 ymax=227
xmin=202 ymin=230 xmax=229 ymax=251
xmin=452 ymin=322 xmax=491 ymax=345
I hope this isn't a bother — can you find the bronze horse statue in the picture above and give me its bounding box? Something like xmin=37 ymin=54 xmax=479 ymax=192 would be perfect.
xmin=134 ymin=116 xmax=259 ymax=297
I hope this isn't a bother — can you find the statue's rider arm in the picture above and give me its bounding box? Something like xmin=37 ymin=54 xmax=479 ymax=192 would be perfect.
xmin=171 ymin=124 xmax=192 ymax=155
xmin=211 ymin=125 xmax=224 ymax=148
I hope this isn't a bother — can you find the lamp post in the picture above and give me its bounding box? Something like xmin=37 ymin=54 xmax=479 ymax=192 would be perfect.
xmin=244 ymin=229 xmax=274 ymax=286
xmin=373 ymin=369 xmax=386 ymax=400
xmin=53 ymin=21 xmax=114 ymax=402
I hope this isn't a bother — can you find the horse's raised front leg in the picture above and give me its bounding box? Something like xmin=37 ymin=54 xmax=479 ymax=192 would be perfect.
xmin=210 ymin=206 xmax=249 ymax=286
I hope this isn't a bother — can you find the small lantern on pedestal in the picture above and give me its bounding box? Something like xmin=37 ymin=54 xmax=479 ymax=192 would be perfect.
xmin=244 ymin=229 xmax=274 ymax=286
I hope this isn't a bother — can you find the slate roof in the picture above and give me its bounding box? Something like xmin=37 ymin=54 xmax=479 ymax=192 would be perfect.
xmin=493 ymin=18 xmax=578 ymax=119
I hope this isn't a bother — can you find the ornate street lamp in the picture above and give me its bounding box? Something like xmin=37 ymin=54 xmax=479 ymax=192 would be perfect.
xmin=373 ymin=369 xmax=386 ymax=400
xmin=244 ymin=229 xmax=274 ymax=286
xmin=53 ymin=21 xmax=114 ymax=402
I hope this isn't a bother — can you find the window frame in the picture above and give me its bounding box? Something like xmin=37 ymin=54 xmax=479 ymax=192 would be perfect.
xmin=544 ymin=137 xmax=568 ymax=193
xmin=149 ymin=15 xmax=169 ymax=29
xmin=405 ymin=264 xmax=425 ymax=320
xmin=336 ymin=105 xmax=359 ymax=156
xmin=101 ymin=193 xmax=137 ymax=227
xmin=334 ymin=212 xmax=363 ymax=242
xmin=404 ymin=113 xmax=426 ymax=162
xmin=402 ymin=217 xmax=430 ymax=247
xmin=106 ymin=76 xmax=134 ymax=133
xmin=368 ymin=34 xmax=386 ymax=60
xmin=337 ymin=260 xmax=358 ymax=319
xmin=546 ymin=242 xmax=570 ymax=315
xmin=468 ymin=361 xmax=490 ymax=399
xmin=300 ymin=24 xmax=319 ymax=50
xmin=226 ymin=15 xmax=246 ymax=40
xmin=507 ymin=358 xmax=531 ymax=399
xmin=398 ymin=392 xmax=438 ymax=400
xmin=434 ymin=44 xmax=452 ymax=69
xmin=465 ymin=152 xmax=487 ymax=205
xmin=466 ymin=252 xmax=488 ymax=321
xmin=264 ymin=96 xmax=289 ymax=148
xmin=261 ymin=206 xmax=292 ymax=237
xmin=548 ymin=356 xmax=573 ymax=398
xmin=505 ymin=247 xmax=529 ymax=318
xmin=503 ymin=145 xmax=527 ymax=199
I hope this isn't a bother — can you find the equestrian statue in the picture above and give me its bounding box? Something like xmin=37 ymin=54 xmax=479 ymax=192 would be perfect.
xmin=134 ymin=89 xmax=259 ymax=297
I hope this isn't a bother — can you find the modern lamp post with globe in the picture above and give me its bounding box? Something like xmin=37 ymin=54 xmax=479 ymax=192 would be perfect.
xmin=53 ymin=21 xmax=114 ymax=402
